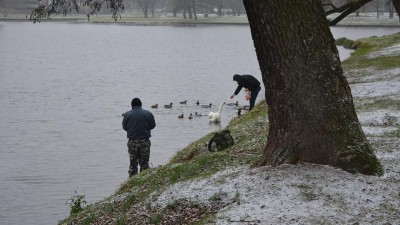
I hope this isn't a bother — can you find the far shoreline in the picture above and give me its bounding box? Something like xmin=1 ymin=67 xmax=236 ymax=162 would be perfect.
xmin=1 ymin=14 xmax=400 ymax=27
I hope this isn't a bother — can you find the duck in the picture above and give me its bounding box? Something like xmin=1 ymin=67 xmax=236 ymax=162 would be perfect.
xmin=235 ymin=105 xmax=250 ymax=110
xmin=208 ymin=102 xmax=225 ymax=123
xmin=188 ymin=113 xmax=193 ymax=120
xmin=201 ymin=103 xmax=212 ymax=108
xmin=178 ymin=113 xmax=184 ymax=119
xmin=164 ymin=103 xmax=173 ymax=108
xmin=226 ymin=101 xmax=239 ymax=106
xmin=195 ymin=112 xmax=203 ymax=117
xmin=179 ymin=100 xmax=187 ymax=104
xmin=196 ymin=100 xmax=200 ymax=105
xmin=151 ymin=104 xmax=158 ymax=109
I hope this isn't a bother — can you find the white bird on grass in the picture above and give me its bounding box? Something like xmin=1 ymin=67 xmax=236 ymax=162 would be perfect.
xmin=208 ymin=102 xmax=225 ymax=123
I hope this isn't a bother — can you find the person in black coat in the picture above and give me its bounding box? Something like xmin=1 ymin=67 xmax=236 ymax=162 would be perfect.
xmin=122 ymin=98 xmax=156 ymax=177
xmin=230 ymin=74 xmax=261 ymax=110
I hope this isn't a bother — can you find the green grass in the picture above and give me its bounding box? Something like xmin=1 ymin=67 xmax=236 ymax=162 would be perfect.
xmin=342 ymin=32 xmax=400 ymax=70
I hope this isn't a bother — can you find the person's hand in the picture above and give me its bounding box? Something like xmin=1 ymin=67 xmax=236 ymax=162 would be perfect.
xmin=230 ymin=94 xmax=235 ymax=99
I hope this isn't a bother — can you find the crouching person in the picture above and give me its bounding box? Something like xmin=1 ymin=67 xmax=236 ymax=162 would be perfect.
xmin=122 ymin=98 xmax=156 ymax=177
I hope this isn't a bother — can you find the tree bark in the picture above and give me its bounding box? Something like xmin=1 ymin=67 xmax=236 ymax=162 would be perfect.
xmin=393 ymin=0 xmax=400 ymax=16
xmin=243 ymin=0 xmax=383 ymax=175
xmin=217 ymin=0 xmax=223 ymax=17
xmin=191 ymin=0 xmax=197 ymax=20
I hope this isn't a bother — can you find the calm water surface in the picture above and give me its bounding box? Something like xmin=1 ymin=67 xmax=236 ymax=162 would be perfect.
xmin=0 ymin=22 xmax=398 ymax=225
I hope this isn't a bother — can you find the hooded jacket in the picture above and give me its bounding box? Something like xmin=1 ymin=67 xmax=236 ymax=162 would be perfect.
xmin=233 ymin=74 xmax=261 ymax=95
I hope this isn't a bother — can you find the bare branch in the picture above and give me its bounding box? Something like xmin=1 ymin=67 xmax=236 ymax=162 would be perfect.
xmin=30 ymin=0 xmax=124 ymax=23
xmin=326 ymin=0 xmax=374 ymax=26
xmin=30 ymin=0 xmax=81 ymax=23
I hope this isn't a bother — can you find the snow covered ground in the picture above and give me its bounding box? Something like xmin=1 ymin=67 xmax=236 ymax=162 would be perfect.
xmin=151 ymin=164 xmax=398 ymax=224
xmin=368 ymin=44 xmax=400 ymax=58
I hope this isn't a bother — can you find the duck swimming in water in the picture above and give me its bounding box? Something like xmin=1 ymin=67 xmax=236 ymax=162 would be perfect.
xmin=226 ymin=101 xmax=238 ymax=106
xmin=201 ymin=103 xmax=212 ymax=108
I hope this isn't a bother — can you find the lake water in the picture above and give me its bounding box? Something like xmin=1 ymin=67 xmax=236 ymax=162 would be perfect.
xmin=0 ymin=22 xmax=399 ymax=225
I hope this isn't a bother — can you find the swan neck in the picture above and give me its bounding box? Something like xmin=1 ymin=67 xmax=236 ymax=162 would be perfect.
xmin=217 ymin=102 xmax=224 ymax=113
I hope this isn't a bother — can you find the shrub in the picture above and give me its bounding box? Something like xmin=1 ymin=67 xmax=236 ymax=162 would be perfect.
xmin=335 ymin=37 xmax=361 ymax=49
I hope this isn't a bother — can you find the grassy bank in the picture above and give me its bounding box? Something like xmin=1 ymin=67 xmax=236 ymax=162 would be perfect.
xmin=59 ymin=32 xmax=400 ymax=225
xmin=60 ymin=102 xmax=268 ymax=225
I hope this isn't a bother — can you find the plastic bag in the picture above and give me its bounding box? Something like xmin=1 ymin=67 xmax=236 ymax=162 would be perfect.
xmin=244 ymin=88 xmax=251 ymax=101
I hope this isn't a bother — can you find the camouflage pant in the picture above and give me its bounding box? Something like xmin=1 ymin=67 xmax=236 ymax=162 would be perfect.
xmin=127 ymin=139 xmax=151 ymax=177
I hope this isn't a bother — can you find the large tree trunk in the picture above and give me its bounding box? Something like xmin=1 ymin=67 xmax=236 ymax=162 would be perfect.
xmin=243 ymin=0 xmax=383 ymax=175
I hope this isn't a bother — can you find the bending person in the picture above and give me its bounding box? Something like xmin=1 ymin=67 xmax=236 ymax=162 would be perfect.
xmin=230 ymin=74 xmax=261 ymax=110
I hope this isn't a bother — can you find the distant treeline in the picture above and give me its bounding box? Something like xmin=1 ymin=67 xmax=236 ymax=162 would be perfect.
xmin=0 ymin=0 xmax=398 ymax=18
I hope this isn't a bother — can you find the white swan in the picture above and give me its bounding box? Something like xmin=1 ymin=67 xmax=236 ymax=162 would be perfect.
xmin=208 ymin=102 xmax=225 ymax=123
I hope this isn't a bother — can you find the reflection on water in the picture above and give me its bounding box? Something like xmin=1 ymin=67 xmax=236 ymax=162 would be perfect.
xmin=0 ymin=22 xmax=398 ymax=225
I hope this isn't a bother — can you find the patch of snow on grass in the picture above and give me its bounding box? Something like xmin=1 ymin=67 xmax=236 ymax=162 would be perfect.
xmin=351 ymin=79 xmax=400 ymax=98
xmin=358 ymin=110 xmax=400 ymax=126
xmin=151 ymin=164 xmax=400 ymax=224
xmin=352 ymin=68 xmax=400 ymax=83
xmin=367 ymin=43 xmax=400 ymax=58
xmin=362 ymin=126 xmax=398 ymax=136
xmin=151 ymin=167 xmax=243 ymax=208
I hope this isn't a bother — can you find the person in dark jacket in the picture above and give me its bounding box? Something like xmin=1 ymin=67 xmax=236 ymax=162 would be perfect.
xmin=230 ymin=74 xmax=261 ymax=110
xmin=122 ymin=98 xmax=156 ymax=177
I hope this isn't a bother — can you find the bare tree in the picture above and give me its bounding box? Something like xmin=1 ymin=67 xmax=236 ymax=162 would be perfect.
xmin=136 ymin=0 xmax=156 ymax=18
xmin=190 ymin=0 xmax=197 ymax=20
xmin=167 ymin=0 xmax=180 ymax=17
xmin=226 ymin=0 xmax=244 ymax=16
xmin=0 ymin=0 xmax=31 ymax=17
xmin=388 ymin=0 xmax=395 ymax=18
xmin=393 ymin=0 xmax=400 ymax=20
xmin=1 ymin=0 xmax=14 ymax=17
xmin=30 ymin=0 xmax=124 ymax=22
xmin=216 ymin=0 xmax=224 ymax=16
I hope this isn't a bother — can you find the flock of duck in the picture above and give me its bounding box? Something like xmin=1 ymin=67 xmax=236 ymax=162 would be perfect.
xmin=150 ymin=100 xmax=246 ymax=123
